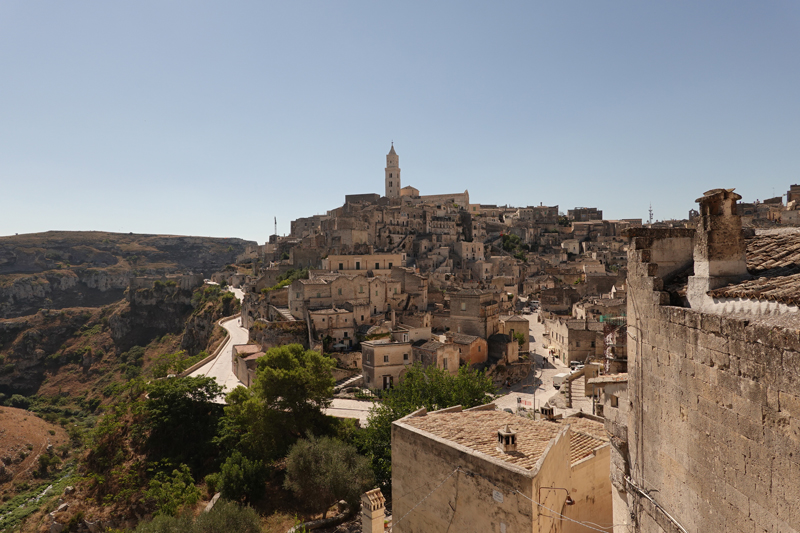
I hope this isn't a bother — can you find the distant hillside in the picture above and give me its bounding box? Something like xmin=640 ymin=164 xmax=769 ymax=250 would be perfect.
xmin=0 ymin=231 xmax=256 ymax=318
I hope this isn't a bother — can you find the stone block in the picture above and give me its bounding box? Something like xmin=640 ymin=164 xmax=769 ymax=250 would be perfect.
xmin=737 ymin=413 xmax=765 ymax=443
xmin=721 ymin=315 xmax=749 ymax=342
xmin=778 ymin=391 xmax=800 ymax=419
xmin=700 ymin=313 xmax=722 ymax=335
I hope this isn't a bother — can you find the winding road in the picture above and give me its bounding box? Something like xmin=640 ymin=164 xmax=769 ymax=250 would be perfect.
xmin=189 ymin=287 xmax=247 ymax=395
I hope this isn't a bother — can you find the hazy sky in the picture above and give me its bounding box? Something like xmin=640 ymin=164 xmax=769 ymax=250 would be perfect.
xmin=2 ymin=2 xmax=799 ymax=243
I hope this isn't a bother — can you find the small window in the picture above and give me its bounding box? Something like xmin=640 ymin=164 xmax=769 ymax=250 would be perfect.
xmin=338 ymin=288 xmax=342 ymax=295
xmin=403 ymin=353 xmax=409 ymax=361
xmin=576 ymin=341 xmax=581 ymax=348
xmin=316 ymin=292 xmax=321 ymax=298
xmin=296 ymin=293 xmax=301 ymax=299
xmin=394 ymin=288 xmax=398 ymax=294
xmin=376 ymin=290 xmax=378 ymax=296
xmin=344 ymin=332 xmax=348 ymax=338
xmin=388 ymin=262 xmax=393 ymax=268
xmin=321 ymin=318 xmax=325 ymax=322
xmin=359 ymin=286 xmax=364 ymax=293
xmin=461 ymin=302 xmax=466 ymax=311
xmin=591 ymin=341 xmax=595 ymax=348
xmin=610 ymin=395 xmax=619 ymax=408
xmin=356 ymin=262 xmax=361 ymax=270
xmin=375 ymin=263 xmax=380 ymax=269
xmin=384 ymin=355 xmax=389 ymax=363
xmin=361 ymin=315 xmax=364 ymax=321
xmin=443 ymin=359 xmax=448 ymax=370
xmin=479 ymin=346 xmax=481 ymax=352
xmin=339 ymin=263 xmax=343 ymax=270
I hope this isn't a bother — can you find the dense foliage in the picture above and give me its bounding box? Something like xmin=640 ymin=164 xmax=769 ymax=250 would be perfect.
xmin=221 ymin=344 xmax=335 ymax=460
xmin=284 ymin=435 xmax=374 ymax=514
xmin=133 ymin=500 xmax=262 ymax=533
xmin=359 ymin=363 xmax=496 ymax=490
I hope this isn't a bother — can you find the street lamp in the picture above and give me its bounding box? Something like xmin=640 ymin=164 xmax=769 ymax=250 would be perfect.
xmin=538 ymin=486 xmax=574 ymax=506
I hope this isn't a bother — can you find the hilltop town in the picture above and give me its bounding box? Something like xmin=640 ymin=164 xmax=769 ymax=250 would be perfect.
xmin=2 ymin=147 xmax=800 ymax=532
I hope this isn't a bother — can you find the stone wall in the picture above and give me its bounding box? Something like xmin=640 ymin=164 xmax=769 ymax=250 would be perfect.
xmin=249 ymin=319 xmax=308 ymax=351
xmin=624 ymin=230 xmax=800 ymax=532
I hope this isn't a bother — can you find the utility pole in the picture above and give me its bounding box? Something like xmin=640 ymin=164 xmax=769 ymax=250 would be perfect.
xmin=274 ymin=217 xmax=277 ymax=237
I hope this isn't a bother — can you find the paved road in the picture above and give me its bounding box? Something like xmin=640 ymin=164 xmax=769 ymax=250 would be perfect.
xmin=189 ymin=287 xmax=247 ymax=396
xmin=324 ymin=398 xmax=376 ymax=426
xmin=493 ymin=311 xmax=591 ymax=416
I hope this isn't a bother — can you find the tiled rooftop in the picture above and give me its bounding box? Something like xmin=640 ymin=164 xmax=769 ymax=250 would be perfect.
xmin=707 ymin=230 xmax=800 ymax=305
xmin=746 ymin=230 xmax=800 ymax=276
xmin=399 ymin=410 xmax=607 ymax=470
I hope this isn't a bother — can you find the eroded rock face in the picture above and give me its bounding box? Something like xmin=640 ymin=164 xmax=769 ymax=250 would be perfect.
xmin=0 ymin=232 xmax=256 ymax=318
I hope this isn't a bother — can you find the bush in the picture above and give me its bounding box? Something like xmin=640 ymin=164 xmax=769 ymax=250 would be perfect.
xmin=133 ymin=500 xmax=260 ymax=533
xmin=7 ymin=395 xmax=30 ymax=409
xmin=284 ymin=435 xmax=374 ymax=513
xmin=144 ymin=464 xmax=201 ymax=517
xmin=218 ymin=451 xmax=267 ymax=503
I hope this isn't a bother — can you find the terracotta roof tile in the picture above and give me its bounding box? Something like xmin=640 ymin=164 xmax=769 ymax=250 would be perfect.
xmin=400 ymin=410 xmax=606 ymax=470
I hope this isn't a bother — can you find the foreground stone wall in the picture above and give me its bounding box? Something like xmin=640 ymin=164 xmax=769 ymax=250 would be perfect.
xmin=625 ymin=231 xmax=800 ymax=532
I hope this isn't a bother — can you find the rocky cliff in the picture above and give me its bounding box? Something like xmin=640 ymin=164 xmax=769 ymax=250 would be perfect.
xmin=0 ymin=231 xmax=256 ymax=318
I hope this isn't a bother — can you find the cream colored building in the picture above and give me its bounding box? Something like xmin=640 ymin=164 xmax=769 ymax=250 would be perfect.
xmin=321 ymin=252 xmax=406 ymax=277
xmin=362 ymin=339 xmax=413 ymax=389
xmin=392 ymin=406 xmax=612 ymax=532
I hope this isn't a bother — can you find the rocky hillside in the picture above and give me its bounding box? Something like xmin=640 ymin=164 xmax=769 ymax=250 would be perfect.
xmin=0 ymin=231 xmax=256 ymax=318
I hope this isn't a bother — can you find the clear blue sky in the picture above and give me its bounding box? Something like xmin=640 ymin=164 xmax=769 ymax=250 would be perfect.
xmin=2 ymin=2 xmax=799 ymax=243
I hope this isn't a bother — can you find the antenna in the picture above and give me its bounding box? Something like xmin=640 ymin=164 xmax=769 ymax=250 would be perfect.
xmin=648 ymin=204 xmax=653 ymax=225
xmin=274 ymin=217 xmax=277 ymax=236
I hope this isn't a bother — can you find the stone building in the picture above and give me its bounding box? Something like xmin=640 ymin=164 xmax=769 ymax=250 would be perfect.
xmin=321 ymin=252 xmax=405 ymax=277
xmin=444 ymin=331 xmax=488 ymax=366
xmin=412 ymin=339 xmax=459 ymax=375
xmin=449 ymin=288 xmax=501 ymax=338
xmin=231 ymin=344 xmax=264 ymax=387
xmin=392 ymin=405 xmax=612 ymax=533
xmin=361 ymin=338 xmax=413 ymax=389
xmin=544 ymin=317 xmax=604 ymax=366
xmin=612 ymin=188 xmax=800 ymax=532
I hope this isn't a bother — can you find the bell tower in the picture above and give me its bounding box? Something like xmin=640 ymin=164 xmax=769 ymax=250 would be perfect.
xmin=385 ymin=143 xmax=400 ymax=198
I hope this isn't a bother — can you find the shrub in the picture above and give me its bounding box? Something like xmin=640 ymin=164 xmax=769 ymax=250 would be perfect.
xmin=218 ymin=451 xmax=267 ymax=503
xmin=193 ymin=500 xmax=261 ymax=533
xmin=7 ymin=395 xmax=30 ymax=409
xmin=144 ymin=464 xmax=201 ymax=517
xmin=284 ymin=435 xmax=374 ymax=513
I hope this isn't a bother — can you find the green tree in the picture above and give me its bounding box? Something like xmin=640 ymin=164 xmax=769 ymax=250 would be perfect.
xmin=359 ymin=364 xmax=495 ymax=490
xmin=144 ymin=463 xmax=201 ymax=517
xmin=221 ymin=344 xmax=335 ymax=460
xmin=512 ymin=332 xmax=526 ymax=347
xmin=144 ymin=377 xmax=224 ymax=473
xmin=216 ymin=450 xmax=268 ymax=503
xmin=284 ymin=435 xmax=374 ymax=514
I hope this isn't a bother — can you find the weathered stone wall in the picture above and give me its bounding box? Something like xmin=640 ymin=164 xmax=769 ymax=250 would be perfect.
xmin=249 ymin=319 xmax=308 ymax=351
xmin=625 ymin=231 xmax=800 ymax=532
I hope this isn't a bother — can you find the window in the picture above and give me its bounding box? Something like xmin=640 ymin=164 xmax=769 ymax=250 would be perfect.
xmin=339 ymin=263 xmax=343 ymax=270
xmin=610 ymin=395 xmax=619 ymax=408
xmin=344 ymin=332 xmax=348 ymax=338
xmin=361 ymin=315 xmax=364 ymax=321
xmin=394 ymin=288 xmax=398 ymax=294
xmin=443 ymin=359 xmax=448 ymax=370
xmin=375 ymin=290 xmax=378 ymax=296
xmin=384 ymin=355 xmax=389 ymax=363
xmin=403 ymin=353 xmax=409 ymax=361
xmin=576 ymin=341 xmax=581 ymax=348
xmin=359 ymin=286 xmax=364 ymax=293
xmin=479 ymin=346 xmax=481 ymax=352
xmin=403 ymin=334 xmax=409 ymax=342
xmin=388 ymin=262 xmax=393 ymax=268
xmin=356 ymin=261 xmax=361 ymax=270
xmin=591 ymin=341 xmax=595 ymax=348
xmin=296 ymin=293 xmax=301 ymax=299
xmin=338 ymin=288 xmax=342 ymax=295
xmin=389 ymin=181 xmax=392 ymax=187
xmin=316 ymin=292 xmax=321 ymax=298
xmin=375 ymin=263 xmax=380 ymax=269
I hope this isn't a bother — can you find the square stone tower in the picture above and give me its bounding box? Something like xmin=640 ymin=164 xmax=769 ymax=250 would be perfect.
xmin=385 ymin=143 xmax=400 ymax=198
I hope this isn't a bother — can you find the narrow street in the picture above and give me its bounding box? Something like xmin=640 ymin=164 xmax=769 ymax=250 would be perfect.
xmin=493 ymin=311 xmax=591 ymax=417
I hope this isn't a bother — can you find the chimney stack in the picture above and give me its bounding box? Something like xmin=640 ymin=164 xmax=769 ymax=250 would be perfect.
xmin=497 ymin=424 xmax=518 ymax=454
xmin=361 ymin=488 xmax=385 ymax=533
xmin=687 ymin=188 xmax=750 ymax=311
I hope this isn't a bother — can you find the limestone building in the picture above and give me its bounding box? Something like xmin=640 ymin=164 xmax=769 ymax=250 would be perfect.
xmin=611 ymin=188 xmax=800 ymax=532
xmin=392 ymin=405 xmax=612 ymax=532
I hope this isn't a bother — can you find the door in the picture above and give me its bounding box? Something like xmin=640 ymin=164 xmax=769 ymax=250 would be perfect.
xmin=383 ymin=375 xmax=393 ymax=389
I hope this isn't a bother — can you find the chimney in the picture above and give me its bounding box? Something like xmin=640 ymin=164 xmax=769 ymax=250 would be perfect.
xmin=361 ymin=488 xmax=385 ymax=533
xmin=497 ymin=424 xmax=517 ymax=454
xmin=687 ymin=188 xmax=750 ymax=311
xmin=391 ymin=309 xmax=396 ymax=328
